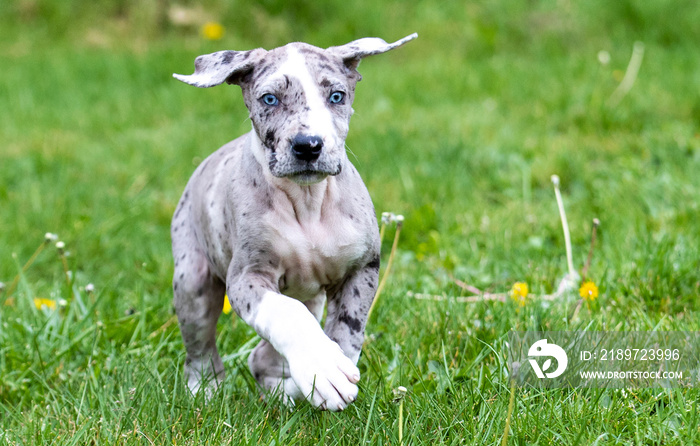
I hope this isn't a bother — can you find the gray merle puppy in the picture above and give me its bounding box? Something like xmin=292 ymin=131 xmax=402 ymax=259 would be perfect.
xmin=171 ymin=33 xmax=416 ymax=411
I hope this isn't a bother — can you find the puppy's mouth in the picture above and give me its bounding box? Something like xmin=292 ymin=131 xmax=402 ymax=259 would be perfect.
xmin=285 ymin=165 xmax=342 ymax=185
xmin=287 ymin=170 xmax=328 ymax=185
xmin=267 ymin=153 xmax=343 ymax=183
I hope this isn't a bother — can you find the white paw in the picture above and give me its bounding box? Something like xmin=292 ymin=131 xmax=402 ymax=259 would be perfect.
xmin=185 ymin=359 xmax=223 ymax=401
xmin=186 ymin=375 xmax=220 ymax=402
xmin=288 ymin=340 xmax=360 ymax=411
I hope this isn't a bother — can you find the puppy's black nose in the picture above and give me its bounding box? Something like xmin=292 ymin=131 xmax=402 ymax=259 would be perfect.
xmin=291 ymin=134 xmax=323 ymax=162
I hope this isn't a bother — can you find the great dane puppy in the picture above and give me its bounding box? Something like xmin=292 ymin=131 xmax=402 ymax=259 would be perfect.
xmin=171 ymin=33 xmax=416 ymax=411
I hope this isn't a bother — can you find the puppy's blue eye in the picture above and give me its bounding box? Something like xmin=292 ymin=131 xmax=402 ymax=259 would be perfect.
xmin=329 ymin=91 xmax=345 ymax=104
xmin=262 ymin=94 xmax=279 ymax=106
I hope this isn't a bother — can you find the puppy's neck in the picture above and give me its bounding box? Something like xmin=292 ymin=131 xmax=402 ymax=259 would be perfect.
xmin=276 ymin=178 xmax=334 ymax=224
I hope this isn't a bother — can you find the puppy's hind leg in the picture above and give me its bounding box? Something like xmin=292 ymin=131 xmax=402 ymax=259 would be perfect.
xmin=173 ymin=246 xmax=226 ymax=397
xmin=247 ymin=294 xmax=326 ymax=405
xmin=248 ymin=340 xmax=302 ymax=405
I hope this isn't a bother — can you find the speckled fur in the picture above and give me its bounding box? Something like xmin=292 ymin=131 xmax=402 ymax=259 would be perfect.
xmin=171 ymin=34 xmax=416 ymax=411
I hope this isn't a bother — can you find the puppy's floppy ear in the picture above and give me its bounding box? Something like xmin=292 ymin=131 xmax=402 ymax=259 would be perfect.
xmin=328 ymin=33 xmax=417 ymax=71
xmin=173 ymin=49 xmax=265 ymax=88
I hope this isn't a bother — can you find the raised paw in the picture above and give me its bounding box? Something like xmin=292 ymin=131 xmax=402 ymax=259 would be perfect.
xmin=288 ymin=340 xmax=360 ymax=411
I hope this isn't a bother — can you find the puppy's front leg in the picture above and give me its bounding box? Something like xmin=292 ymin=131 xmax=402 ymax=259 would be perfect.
xmin=324 ymin=258 xmax=380 ymax=365
xmin=227 ymin=269 xmax=360 ymax=411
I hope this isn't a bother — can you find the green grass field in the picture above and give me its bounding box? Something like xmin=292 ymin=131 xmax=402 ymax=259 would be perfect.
xmin=1 ymin=0 xmax=699 ymax=444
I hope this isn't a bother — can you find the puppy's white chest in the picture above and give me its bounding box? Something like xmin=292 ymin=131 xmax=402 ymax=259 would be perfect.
xmin=272 ymin=216 xmax=366 ymax=300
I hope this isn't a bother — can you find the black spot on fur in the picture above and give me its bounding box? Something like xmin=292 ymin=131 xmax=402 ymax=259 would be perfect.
xmin=265 ymin=130 xmax=276 ymax=151
xmin=353 ymin=286 xmax=360 ymax=297
xmin=221 ymin=51 xmax=234 ymax=64
xmin=368 ymin=255 xmax=380 ymax=270
xmin=338 ymin=312 xmax=362 ymax=333
xmin=255 ymin=64 xmax=272 ymax=79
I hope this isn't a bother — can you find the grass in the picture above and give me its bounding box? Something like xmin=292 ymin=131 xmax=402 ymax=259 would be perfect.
xmin=1 ymin=0 xmax=700 ymax=444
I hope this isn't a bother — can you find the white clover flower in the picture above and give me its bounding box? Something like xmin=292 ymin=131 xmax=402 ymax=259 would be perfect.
xmin=597 ymin=50 xmax=611 ymax=66
xmin=381 ymin=212 xmax=392 ymax=225
xmin=44 ymin=233 xmax=58 ymax=243
xmin=85 ymin=283 xmax=95 ymax=293
xmin=392 ymin=385 xmax=408 ymax=402
xmin=56 ymin=241 xmax=65 ymax=252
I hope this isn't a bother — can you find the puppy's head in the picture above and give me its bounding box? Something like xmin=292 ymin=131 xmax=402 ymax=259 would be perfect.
xmin=174 ymin=34 xmax=417 ymax=185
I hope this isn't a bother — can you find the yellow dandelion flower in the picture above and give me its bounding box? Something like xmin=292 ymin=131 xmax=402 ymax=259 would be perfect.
xmin=222 ymin=294 xmax=232 ymax=314
xmin=201 ymin=22 xmax=224 ymax=41
xmin=510 ymin=282 xmax=528 ymax=307
xmin=34 ymin=298 xmax=57 ymax=310
xmin=579 ymin=281 xmax=599 ymax=301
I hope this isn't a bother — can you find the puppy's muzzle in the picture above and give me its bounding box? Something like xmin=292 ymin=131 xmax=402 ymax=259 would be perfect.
xmin=291 ymin=134 xmax=324 ymax=162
